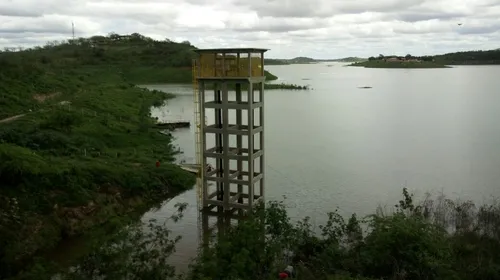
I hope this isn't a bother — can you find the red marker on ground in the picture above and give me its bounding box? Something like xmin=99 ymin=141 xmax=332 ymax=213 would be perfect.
xmin=278 ymin=272 xmax=289 ymax=278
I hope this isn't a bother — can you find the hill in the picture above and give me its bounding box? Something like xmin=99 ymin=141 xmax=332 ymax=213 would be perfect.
xmin=432 ymin=49 xmax=500 ymax=65
xmin=289 ymin=56 xmax=317 ymax=64
xmin=265 ymin=56 xmax=367 ymax=65
xmin=0 ymin=33 xmax=193 ymax=118
xmin=0 ymin=33 xmax=206 ymax=278
xmin=350 ymin=59 xmax=449 ymax=69
xmin=1 ymin=34 xmax=309 ymax=119
xmin=265 ymin=56 xmax=317 ymax=65
xmin=329 ymin=57 xmax=367 ymax=63
xmin=350 ymin=49 xmax=500 ymax=68
xmin=266 ymin=48 xmax=500 ymax=67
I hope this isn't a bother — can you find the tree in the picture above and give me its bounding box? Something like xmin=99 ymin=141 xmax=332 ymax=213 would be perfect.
xmin=108 ymin=32 xmax=120 ymax=40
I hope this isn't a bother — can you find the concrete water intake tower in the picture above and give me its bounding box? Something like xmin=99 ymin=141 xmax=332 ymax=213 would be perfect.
xmin=192 ymin=48 xmax=267 ymax=215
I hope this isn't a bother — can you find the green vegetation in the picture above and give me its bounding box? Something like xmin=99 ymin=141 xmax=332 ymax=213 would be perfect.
xmin=265 ymin=56 xmax=367 ymax=65
xmin=433 ymin=49 xmax=500 ymax=65
xmin=328 ymin=57 xmax=367 ymax=63
xmin=351 ymin=49 xmax=500 ymax=69
xmin=0 ymin=34 xmax=201 ymax=279
xmin=265 ymin=58 xmax=292 ymax=65
xmin=265 ymin=70 xmax=278 ymax=80
xmin=266 ymin=48 xmax=500 ymax=68
xmin=265 ymin=56 xmax=317 ymax=65
xmin=0 ymin=33 xmax=301 ymax=118
xmin=349 ymin=56 xmax=449 ymax=68
xmin=266 ymin=83 xmax=310 ymax=90
xmin=26 ymin=188 xmax=500 ymax=280
xmin=188 ymin=188 xmax=500 ymax=280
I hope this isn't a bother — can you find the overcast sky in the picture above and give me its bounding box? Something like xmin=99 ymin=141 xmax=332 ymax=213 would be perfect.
xmin=1 ymin=0 xmax=499 ymax=58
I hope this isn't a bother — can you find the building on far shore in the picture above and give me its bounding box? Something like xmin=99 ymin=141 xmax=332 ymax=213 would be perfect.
xmin=384 ymin=56 xmax=422 ymax=63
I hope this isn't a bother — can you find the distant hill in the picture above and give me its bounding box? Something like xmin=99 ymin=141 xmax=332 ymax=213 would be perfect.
xmin=267 ymin=48 xmax=500 ymax=66
xmin=349 ymin=49 xmax=500 ymax=69
xmin=265 ymin=56 xmax=317 ymax=65
xmin=432 ymin=49 xmax=500 ymax=65
xmin=264 ymin=58 xmax=290 ymax=65
xmin=289 ymin=56 xmax=317 ymax=64
xmin=317 ymin=57 xmax=367 ymax=63
xmin=350 ymin=59 xmax=449 ymax=69
xmin=360 ymin=49 xmax=500 ymax=66
xmin=334 ymin=57 xmax=367 ymax=62
xmin=265 ymin=56 xmax=367 ymax=65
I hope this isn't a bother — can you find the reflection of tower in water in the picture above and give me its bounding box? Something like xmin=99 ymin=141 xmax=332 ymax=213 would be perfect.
xmin=200 ymin=206 xmax=248 ymax=248
xmin=192 ymin=48 xmax=268 ymax=250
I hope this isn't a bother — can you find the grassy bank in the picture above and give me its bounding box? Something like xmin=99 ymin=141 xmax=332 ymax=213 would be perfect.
xmin=349 ymin=60 xmax=449 ymax=68
xmin=0 ymin=38 xmax=198 ymax=278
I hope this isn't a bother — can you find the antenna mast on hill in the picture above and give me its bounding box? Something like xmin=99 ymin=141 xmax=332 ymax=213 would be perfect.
xmin=71 ymin=22 xmax=75 ymax=41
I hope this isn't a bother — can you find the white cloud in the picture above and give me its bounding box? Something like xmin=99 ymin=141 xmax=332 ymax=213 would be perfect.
xmin=0 ymin=0 xmax=499 ymax=58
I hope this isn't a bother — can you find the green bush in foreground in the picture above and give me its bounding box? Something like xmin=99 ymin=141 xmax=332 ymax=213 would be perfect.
xmin=36 ymin=188 xmax=500 ymax=280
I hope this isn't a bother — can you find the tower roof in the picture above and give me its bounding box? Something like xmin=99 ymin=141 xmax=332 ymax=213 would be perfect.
xmin=194 ymin=48 xmax=269 ymax=54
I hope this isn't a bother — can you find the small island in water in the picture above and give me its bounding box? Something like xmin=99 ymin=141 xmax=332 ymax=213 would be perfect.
xmin=349 ymin=55 xmax=449 ymax=68
xmin=348 ymin=49 xmax=500 ymax=68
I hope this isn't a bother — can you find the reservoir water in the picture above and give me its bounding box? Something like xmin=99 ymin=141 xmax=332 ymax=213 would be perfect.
xmin=145 ymin=62 xmax=500 ymax=271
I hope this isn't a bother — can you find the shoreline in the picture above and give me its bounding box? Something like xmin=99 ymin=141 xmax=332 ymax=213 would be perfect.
xmin=43 ymin=187 xmax=190 ymax=269
xmin=348 ymin=61 xmax=450 ymax=69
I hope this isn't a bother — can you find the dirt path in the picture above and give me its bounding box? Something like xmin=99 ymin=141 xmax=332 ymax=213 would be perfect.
xmin=0 ymin=114 xmax=25 ymax=124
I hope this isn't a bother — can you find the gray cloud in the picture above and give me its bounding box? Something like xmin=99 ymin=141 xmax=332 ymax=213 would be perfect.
xmin=0 ymin=0 xmax=81 ymax=17
xmin=226 ymin=17 xmax=328 ymax=33
xmin=0 ymin=0 xmax=499 ymax=58
xmin=232 ymin=0 xmax=426 ymax=18
xmin=337 ymin=0 xmax=426 ymax=14
xmin=478 ymin=0 xmax=500 ymax=7
xmin=230 ymin=0 xmax=328 ymax=18
xmin=457 ymin=24 xmax=500 ymax=35
xmin=0 ymin=15 xmax=76 ymax=34
xmin=393 ymin=11 xmax=467 ymax=22
xmin=0 ymin=7 xmax=42 ymax=17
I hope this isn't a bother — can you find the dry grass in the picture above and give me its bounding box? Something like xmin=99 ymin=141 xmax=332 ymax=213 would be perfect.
xmin=33 ymin=92 xmax=61 ymax=103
